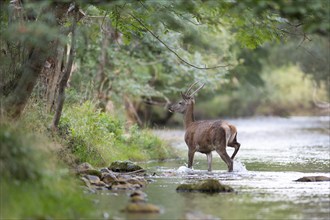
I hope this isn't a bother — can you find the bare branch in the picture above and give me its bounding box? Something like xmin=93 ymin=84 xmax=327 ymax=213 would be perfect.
xmin=129 ymin=13 xmax=231 ymax=70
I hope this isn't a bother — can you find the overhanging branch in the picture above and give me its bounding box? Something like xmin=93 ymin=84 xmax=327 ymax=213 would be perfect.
xmin=129 ymin=13 xmax=231 ymax=70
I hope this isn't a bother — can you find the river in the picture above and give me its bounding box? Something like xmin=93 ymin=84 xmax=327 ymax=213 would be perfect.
xmin=92 ymin=116 xmax=330 ymax=219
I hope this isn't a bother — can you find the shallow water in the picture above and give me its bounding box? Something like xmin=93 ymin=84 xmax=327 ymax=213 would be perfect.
xmin=93 ymin=117 xmax=330 ymax=219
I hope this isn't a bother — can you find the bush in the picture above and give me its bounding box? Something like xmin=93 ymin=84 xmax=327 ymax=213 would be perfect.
xmin=0 ymin=124 xmax=45 ymax=180
xmin=0 ymin=122 xmax=94 ymax=219
xmin=60 ymin=101 xmax=176 ymax=166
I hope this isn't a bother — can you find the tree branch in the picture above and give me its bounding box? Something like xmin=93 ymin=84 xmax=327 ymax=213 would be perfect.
xmin=129 ymin=13 xmax=231 ymax=70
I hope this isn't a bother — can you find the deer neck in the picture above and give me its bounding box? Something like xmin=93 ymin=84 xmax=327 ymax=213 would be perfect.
xmin=183 ymin=103 xmax=195 ymax=129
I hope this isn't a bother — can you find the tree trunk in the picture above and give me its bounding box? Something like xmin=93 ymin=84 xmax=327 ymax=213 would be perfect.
xmin=4 ymin=47 xmax=48 ymax=118
xmin=45 ymin=42 xmax=65 ymax=113
xmin=1 ymin=1 xmax=72 ymax=119
xmin=51 ymin=8 xmax=78 ymax=131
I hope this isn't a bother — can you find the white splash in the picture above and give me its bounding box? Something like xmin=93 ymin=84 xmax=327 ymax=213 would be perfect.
xmin=177 ymin=166 xmax=193 ymax=173
xmin=233 ymin=160 xmax=248 ymax=173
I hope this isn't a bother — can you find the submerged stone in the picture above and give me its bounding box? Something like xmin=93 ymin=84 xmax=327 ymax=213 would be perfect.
xmin=122 ymin=203 xmax=160 ymax=213
xmin=295 ymin=176 xmax=330 ymax=182
xmin=130 ymin=190 xmax=147 ymax=203
xmin=176 ymin=179 xmax=234 ymax=193
xmin=109 ymin=161 xmax=143 ymax=172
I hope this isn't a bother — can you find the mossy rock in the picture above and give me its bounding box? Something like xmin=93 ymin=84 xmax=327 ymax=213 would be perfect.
xmin=109 ymin=161 xmax=143 ymax=172
xmin=295 ymin=176 xmax=330 ymax=182
xmin=83 ymin=169 xmax=102 ymax=178
xmin=176 ymin=179 xmax=234 ymax=193
xmin=76 ymin=162 xmax=102 ymax=178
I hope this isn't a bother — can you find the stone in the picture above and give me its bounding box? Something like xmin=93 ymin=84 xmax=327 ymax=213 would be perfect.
xmin=130 ymin=195 xmax=146 ymax=203
xmin=110 ymin=179 xmax=139 ymax=190
xmin=80 ymin=176 xmax=91 ymax=188
xmin=76 ymin=162 xmax=94 ymax=173
xmin=83 ymin=169 xmax=102 ymax=178
xmin=176 ymin=179 xmax=234 ymax=193
xmin=130 ymin=190 xmax=147 ymax=198
xmin=126 ymin=177 xmax=147 ymax=187
xmin=84 ymin=175 xmax=101 ymax=184
xmin=122 ymin=203 xmax=160 ymax=213
xmin=295 ymin=176 xmax=330 ymax=182
xmin=76 ymin=162 xmax=102 ymax=178
xmin=100 ymin=168 xmax=111 ymax=173
xmin=109 ymin=161 xmax=143 ymax=173
xmin=101 ymin=173 xmax=118 ymax=184
xmin=130 ymin=190 xmax=147 ymax=202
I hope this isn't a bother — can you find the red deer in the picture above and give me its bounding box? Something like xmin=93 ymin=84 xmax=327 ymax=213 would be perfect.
xmin=168 ymin=82 xmax=240 ymax=172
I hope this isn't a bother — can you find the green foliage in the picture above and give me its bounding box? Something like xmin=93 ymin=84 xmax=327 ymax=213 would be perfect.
xmin=197 ymin=65 xmax=327 ymax=118
xmin=0 ymin=123 xmax=94 ymax=219
xmin=1 ymin=177 xmax=93 ymax=219
xmin=60 ymin=101 xmax=176 ymax=166
xmin=0 ymin=124 xmax=46 ymax=180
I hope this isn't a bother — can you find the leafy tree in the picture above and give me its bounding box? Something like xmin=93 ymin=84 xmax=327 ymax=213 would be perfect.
xmin=1 ymin=0 xmax=328 ymax=125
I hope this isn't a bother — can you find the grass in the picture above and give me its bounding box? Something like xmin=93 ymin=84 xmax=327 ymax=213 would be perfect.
xmin=59 ymin=101 xmax=177 ymax=166
xmin=0 ymin=123 xmax=95 ymax=219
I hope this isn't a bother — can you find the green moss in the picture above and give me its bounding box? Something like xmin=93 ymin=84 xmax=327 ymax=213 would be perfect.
xmin=109 ymin=161 xmax=144 ymax=172
xmin=176 ymin=179 xmax=234 ymax=193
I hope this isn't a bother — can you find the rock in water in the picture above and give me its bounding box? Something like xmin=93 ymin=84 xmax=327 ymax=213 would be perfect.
xmin=295 ymin=176 xmax=330 ymax=182
xmin=176 ymin=179 xmax=234 ymax=193
xmin=122 ymin=203 xmax=160 ymax=213
xmin=109 ymin=161 xmax=143 ymax=172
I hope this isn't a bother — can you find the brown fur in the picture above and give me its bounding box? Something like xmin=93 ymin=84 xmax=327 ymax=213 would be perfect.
xmin=169 ymin=91 xmax=240 ymax=172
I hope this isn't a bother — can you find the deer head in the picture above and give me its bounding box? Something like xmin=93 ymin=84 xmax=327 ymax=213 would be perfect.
xmin=168 ymin=82 xmax=204 ymax=114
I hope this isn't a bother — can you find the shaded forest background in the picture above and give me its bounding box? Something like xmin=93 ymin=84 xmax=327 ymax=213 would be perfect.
xmin=1 ymin=0 xmax=329 ymax=128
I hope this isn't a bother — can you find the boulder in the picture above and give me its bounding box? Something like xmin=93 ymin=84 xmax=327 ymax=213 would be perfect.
xmin=77 ymin=162 xmax=94 ymax=173
xmin=176 ymin=179 xmax=234 ymax=193
xmin=295 ymin=176 xmax=330 ymax=182
xmin=76 ymin=162 xmax=101 ymax=178
xmin=101 ymin=172 xmax=118 ymax=184
xmin=122 ymin=203 xmax=160 ymax=213
xmin=109 ymin=161 xmax=143 ymax=173
xmin=84 ymin=175 xmax=101 ymax=184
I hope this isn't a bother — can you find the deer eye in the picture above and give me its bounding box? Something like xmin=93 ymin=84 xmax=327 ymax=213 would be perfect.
xmin=179 ymin=101 xmax=183 ymax=105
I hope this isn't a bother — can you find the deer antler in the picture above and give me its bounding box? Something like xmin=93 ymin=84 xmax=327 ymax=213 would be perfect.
xmin=190 ymin=83 xmax=204 ymax=97
xmin=185 ymin=81 xmax=205 ymax=97
xmin=184 ymin=81 xmax=199 ymax=96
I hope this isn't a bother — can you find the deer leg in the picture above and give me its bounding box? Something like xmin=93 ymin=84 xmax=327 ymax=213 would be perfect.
xmin=187 ymin=150 xmax=195 ymax=169
xmin=228 ymin=134 xmax=240 ymax=159
xmin=229 ymin=142 xmax=240 ymax=160
xmin=216 ymin=149 xmax=233 ymax=172
xmin=206 ymin=152 xmax=212 ymax=171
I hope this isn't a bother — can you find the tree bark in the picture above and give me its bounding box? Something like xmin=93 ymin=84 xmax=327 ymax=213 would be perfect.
xmin=51 ymin=8 xmax=78 ymax=130
xmin=3 ymin=47 xmax=48 ymax=118
xmin=1 ymin=1 xmax=72 ymax=119
xmin=45 ymin=42 xmax=65 ymax=113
